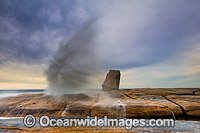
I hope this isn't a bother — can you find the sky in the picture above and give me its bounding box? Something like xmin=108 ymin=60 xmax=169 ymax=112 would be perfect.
xmin=0 ymin=0 xmax=200 ymax=89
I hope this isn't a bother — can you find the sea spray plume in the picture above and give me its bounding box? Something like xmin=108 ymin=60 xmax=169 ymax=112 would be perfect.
xmin=45 ymin=20 xmax=100 ymax=95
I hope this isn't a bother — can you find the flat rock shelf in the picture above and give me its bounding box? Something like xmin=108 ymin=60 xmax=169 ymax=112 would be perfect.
xmin=0 ymin=88 xmax=200 ymax=120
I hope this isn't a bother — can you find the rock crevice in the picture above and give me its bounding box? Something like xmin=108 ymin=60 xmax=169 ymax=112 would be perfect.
xmin=163 ymin=96 xmax=187 ymax=118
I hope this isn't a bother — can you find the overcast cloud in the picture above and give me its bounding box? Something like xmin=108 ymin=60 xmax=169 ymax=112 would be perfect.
xmin=0 ymin=0 xmax=200 ymax=89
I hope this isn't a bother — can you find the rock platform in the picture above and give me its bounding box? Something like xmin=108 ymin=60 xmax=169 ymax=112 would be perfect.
xmin=0 ymin=88 xmax=200 ymax=120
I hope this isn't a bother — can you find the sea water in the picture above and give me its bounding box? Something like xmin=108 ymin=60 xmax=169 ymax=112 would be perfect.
xmin=0 ymin=89 xmax=44 ymax=98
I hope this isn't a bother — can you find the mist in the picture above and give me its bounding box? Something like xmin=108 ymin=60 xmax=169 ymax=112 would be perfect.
xmin=45 ymin=20 xmax=102 ymax=95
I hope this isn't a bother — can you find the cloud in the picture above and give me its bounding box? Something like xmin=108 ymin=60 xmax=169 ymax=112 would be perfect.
xmin=90 ymin=0 xmax=200 ymax=69
xmin=0 ymin=0 xmax=90 ymax=65
xmin=0 ymin=62 xmax=47 ymax=89
xmin=1 ymin=0 xmax=200 ymax=68
xmin=120 ymin=33 xmax=200 ymax=88
xmin=0 ymin=0 xmax=200 ymax=89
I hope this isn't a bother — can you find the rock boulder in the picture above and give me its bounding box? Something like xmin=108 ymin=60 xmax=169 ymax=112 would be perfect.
xmin=102 ymin=70 xmax=120 ymax=91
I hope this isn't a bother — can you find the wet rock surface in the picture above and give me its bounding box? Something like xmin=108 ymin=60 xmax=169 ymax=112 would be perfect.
xmin=0 ymin=88 xmax=200 ymax=120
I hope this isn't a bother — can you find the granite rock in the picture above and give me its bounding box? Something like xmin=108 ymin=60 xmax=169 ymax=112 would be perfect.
xmin=102 ymin=70 xmax=120 ymax=91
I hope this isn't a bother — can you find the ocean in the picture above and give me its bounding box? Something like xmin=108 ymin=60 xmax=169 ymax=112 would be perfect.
xmin=0 ymin=89 xmax=44 ymax=98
